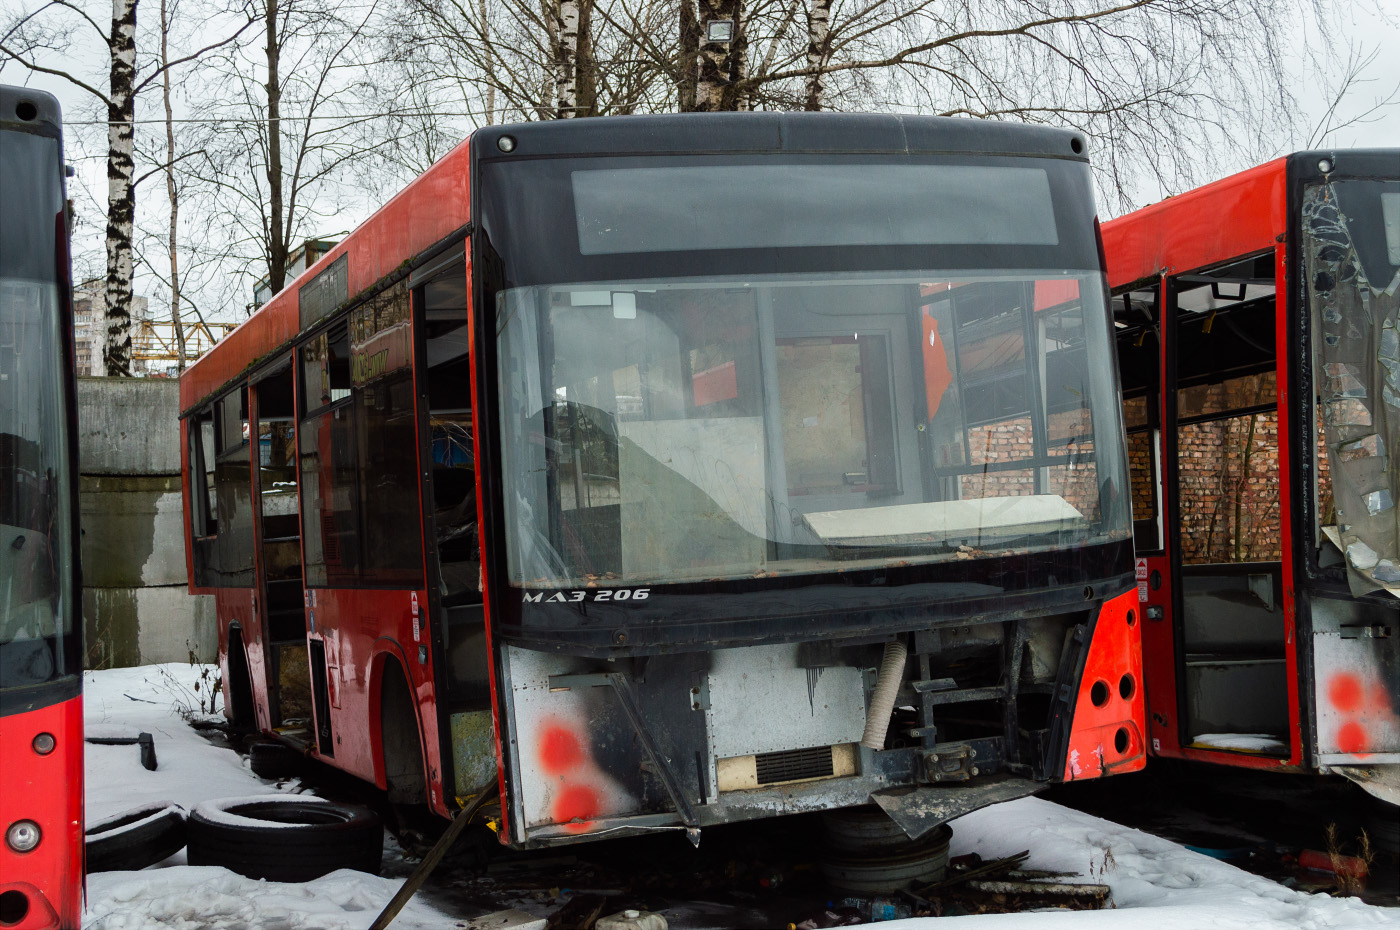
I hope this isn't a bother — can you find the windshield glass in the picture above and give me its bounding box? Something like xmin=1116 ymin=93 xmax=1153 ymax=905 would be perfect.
xmin=1306 ymin=177 xmax=1400 ymax=596
xmin=0 ymin=129 xmax=77 ymax=692
xmin=497 ymin=271 xmax=1129 ymax=587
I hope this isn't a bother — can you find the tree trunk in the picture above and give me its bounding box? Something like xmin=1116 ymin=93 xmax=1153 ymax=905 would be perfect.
xmin=695 ymin=0 xmax=742 ymax=111
xmin=574 ymin=0 xmax=595 ymax=117
xmin=804 ymin=0 xmax=831 ymax=110
xmin=265 ymin=0 xmax=287 ymax=293
xmin=104 ymin=0 xmax=138 ymax=377
xmin=678 ymin=0 xmax=699 ymax=111
xmin=554 ymin=0 xmax=578 ymax=117
xmin=161 ymin=0 xmax=187 ymax=371
xmin=479 ymin=0 xmax=496 ymax=124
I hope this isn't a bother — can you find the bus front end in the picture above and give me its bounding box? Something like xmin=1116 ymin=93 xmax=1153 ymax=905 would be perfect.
xmin=471 ymin=114 xmax=1141 ymax=846
xmin=0 ymin=86 xmax=84 ymax=929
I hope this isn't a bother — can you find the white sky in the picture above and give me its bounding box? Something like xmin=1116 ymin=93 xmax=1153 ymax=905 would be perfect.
xmin=6 ymin=2 xmax=1399 ymax=323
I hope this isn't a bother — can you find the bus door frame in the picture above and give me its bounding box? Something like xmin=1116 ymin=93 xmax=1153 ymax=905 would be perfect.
xmin=1155 ymin=247 xmax=1306 ymax=770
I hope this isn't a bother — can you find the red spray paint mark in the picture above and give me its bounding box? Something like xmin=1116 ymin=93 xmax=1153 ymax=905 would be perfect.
xmin=554 ymin=784 xmax=600 ymax=833
xmin=1336 ymin=721 xmax=1369 ymax=755
xmin=538 ymin=725 xmax=585 ymax=775
xmin=1328 ymin=674 xmax=1363 ymax=713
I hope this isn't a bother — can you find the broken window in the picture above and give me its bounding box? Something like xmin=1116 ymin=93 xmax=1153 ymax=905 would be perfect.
xmin=1305 ymin=180 xmax=1400 ymax=595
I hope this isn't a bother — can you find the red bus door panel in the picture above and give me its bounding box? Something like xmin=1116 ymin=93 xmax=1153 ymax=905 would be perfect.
xmin=1135 ymin=554 xmax=1181 ymax=756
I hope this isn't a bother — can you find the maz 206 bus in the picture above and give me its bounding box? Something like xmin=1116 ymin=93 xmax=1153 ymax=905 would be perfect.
xmin=181 ymin=113 xmax=1145 ymax=849
xmin=0 ymin=86 xmax=84 ymax=930
xmin=1105 ymin=150 xmax=1399 ymax=805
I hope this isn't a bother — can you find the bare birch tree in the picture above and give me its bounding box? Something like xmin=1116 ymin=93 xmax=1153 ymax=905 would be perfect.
xmin=1 ymin=0 xmax=251 ymax=373
xmin=382 ymin=0 xmax=1363 ymax=207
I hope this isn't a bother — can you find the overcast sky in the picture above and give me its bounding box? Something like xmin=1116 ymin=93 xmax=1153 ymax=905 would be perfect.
xmin=6 ymin=1 xmax=1398 ymax=322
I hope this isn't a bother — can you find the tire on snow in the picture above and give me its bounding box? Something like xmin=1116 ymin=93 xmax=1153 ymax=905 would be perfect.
xmin=85 ymin=801 xmax=188 ymax=873
xmin=187 ymin=796 xmax=383 ymax=882
xmin=247 ymin=739 xmax=302 ymax=780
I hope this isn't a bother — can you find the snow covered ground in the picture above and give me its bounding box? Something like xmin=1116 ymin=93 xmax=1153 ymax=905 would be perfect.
xmin=81 ymin=664 xmax=1400 ymax=929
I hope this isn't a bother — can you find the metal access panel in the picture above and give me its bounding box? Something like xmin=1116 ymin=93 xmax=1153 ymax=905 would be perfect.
xmin=705 ymin=643 xmax=867 ymax=759
xmin=1310 ymin=596 xmax=1400 ymax=764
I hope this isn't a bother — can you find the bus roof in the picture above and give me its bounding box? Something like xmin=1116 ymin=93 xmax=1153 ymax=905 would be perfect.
xmin=471 ymin=111 xmax=1090 ymax=160
xmin=181 ymin=112 xmax=1093 ymax=413
xmin=180 ymin=136 xmax=473 ymax=413
xmin=1100 ymin=157 xmax=1289 ymax=291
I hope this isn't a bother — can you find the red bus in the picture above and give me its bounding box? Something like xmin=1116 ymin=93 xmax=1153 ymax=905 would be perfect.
xmin=0 ymin=86 xmax=84 ymax=930
xmin=181 ymin=113 xmax=1144 ymax=849
xmin=1105 ymin=150 xmax=1399 ymax=804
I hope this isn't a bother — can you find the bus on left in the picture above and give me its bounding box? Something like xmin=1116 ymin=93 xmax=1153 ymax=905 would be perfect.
xmin=0 ymin=85 xmax=84 ymax=930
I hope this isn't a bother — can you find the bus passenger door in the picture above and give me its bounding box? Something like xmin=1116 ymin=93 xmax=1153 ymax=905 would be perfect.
xmin=1166 ymin=255 xmax=1296 ymax=762
xmin=414 ymin=249 xmax=496 ymax=801
xmin=250 ymin=362 xmax=322 ymax=750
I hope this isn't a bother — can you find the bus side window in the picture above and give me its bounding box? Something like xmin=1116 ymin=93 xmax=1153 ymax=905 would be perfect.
xmin=421 ymin=265 xmax=478 ymax=605
xmin=189 ymin=409 xmax=217 ymax=539
xmin=199 ymin=387 xmax=255 ymax=587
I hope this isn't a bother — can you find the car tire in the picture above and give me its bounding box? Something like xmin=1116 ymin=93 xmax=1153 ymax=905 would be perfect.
xmin=247 ymin=740 xmax=302 ymax=779
xmin=186 ymin=796 xmax=383 ymax=882
xmin=85 ymin=801 xmax=187 ymax=873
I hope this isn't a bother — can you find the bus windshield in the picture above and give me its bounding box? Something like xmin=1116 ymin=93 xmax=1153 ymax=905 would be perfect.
xmin=1306 ymin=176 xmax=1400 ymax=596
xmin=0 ymin=129 xmax=76 ymax=692
xmin=498 ymin=269 xmax=1127 ymax=588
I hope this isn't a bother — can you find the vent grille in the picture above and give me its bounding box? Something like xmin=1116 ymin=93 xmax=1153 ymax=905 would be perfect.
xmin=755 ymin=746 xmax=834 ymax=785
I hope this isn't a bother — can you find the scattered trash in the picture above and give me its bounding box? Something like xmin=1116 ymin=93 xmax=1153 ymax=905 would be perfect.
xmin=836 ymin=895 xmax=911 ymax=922
xmin=790 ymin=906 xmax=863 ymax=928
xmin=595 ymin=908 xmax=667 ymax=930
xmin=1184 ymin=843 xmax=1256 ymax=861
xmin=1298 ymin=848 xmax=1370 ymax=880
xmin=86 ymin=730 xmax=158 ymax=770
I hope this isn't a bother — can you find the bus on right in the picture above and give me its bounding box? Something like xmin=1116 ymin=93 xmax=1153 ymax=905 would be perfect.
xmin=1103 ymin=150 xmax=1399 ymax=810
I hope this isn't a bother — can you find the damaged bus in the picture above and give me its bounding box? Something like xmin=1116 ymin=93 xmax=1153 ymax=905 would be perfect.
xmin=181 ymin=113 xmax=1144 ymax=849
xmin=1105 ymin=149 xmax=1399 ymax=807
xmin=0 ymin=86 xmax=83 ymax=928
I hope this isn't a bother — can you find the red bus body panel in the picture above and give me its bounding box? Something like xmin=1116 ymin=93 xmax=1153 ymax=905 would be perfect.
xmin=179 ymin=138 xmax=472 ymax=418
xmin=0 ymin=696 xmax=84 ymax=929
xmin=1063 ymin=587 xmax=1148 ymax=780
xmin=181 ymin=139 xmax=474 ymax=817
xmin=1101 ymin=159 xmax=1287 ymax=285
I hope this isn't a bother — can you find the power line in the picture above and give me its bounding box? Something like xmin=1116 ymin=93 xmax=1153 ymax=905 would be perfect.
xmin=63 ymin=107 xmax=573 ymax=126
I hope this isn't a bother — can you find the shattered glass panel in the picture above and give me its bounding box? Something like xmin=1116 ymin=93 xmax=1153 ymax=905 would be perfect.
xmin=1306 ymin=179 xmax=1400 ymax=596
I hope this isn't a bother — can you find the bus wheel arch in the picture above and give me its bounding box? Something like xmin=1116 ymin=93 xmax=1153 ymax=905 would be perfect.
xmin=373 ymin=649 xmax=427 ymax=806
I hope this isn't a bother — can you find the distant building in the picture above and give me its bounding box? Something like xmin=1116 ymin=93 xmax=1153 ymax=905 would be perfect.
xmin=252 ymin=239 xmax=339 ymax=310
xmin=73 ymin=280 xmax=150 ymax=376
xmin=73 ymin=280 xmax=234 ymax=377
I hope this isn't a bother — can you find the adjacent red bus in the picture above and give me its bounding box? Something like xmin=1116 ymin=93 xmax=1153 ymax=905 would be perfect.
xmin=181 ymin=113 xmax=1144 ymax=849
xmin=0 ymin=86 xmax=84 ymax=929
xmin=1105 ymin=150 xmax=1399 ymax=803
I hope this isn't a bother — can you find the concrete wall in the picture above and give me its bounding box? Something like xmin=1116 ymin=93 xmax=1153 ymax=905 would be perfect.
xmin=77 ymin=377 xmax=215 ymax=668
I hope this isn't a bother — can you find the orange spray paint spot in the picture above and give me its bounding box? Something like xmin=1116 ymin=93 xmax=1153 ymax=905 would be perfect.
xmin=555 ymin=784 xmax=600 ymax=833
xmin=1336 ymin=721 xmax=1369 ymax=755
xmin=538 ymin=725 xmax=585 ymax=775
xmin=1328 ymin=674 xmax=1363 ymax=713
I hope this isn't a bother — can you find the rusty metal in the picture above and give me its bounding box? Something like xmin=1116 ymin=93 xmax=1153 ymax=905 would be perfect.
xmin=871 ymin=774 xmax=1042 ymax=840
